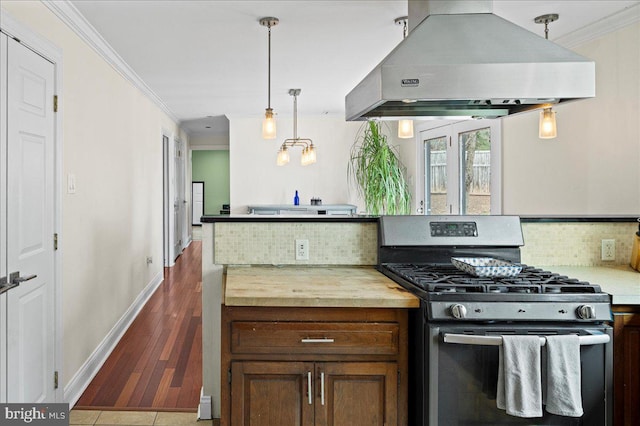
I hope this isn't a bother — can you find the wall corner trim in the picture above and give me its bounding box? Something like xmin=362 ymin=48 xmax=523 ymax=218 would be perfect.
xmin=63 ymin=271 xmax=164 ymax=407
xmin=42 ymin=0 xmax=178 ymax=122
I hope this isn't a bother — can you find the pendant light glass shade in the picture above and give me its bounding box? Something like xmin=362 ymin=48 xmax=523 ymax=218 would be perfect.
xmin=300 ymin=144 xmax=317 ymax=166
xmin=398 ymin=119 xmax=414 ymax=138
xmin=307 ymin=143 xmax=317 ymax=165
xmin=277 ymin=145 xmax=290 ymax=165
xmin=539 ymin=107 xmax=557 ymax=139
xmin=263 ymin=108 xmax=276 ymax=139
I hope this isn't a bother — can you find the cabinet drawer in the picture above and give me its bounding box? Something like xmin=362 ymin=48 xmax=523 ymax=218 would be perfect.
xmin=230 ymin=321 xmax=399 ymax=355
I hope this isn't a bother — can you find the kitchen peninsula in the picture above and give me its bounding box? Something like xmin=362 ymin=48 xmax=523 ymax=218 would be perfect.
xmin=200 ymin=215 xmax=640 ymax=425
xmin=199 ymin=214 xmax=419 ymax=425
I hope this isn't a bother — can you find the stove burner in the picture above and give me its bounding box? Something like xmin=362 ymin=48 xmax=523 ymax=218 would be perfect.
xmin=383 ymin=263 xmax=603 ymax=295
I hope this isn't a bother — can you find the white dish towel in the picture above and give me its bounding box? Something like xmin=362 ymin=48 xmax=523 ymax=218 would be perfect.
xmin=497 ymin=335 xmax=543 ymax=417
xmin=545 ymin=334 xmax=583 ymax=417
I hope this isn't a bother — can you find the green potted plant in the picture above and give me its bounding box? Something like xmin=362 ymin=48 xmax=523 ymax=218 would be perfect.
xmin=348 ymin=120 xmax=411 ymax=215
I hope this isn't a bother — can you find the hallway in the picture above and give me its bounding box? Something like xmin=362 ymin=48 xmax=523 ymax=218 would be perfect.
xmin=75 ymin=241 xmax=203 ymax=412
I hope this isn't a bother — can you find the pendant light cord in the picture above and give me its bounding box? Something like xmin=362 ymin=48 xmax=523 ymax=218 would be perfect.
xmin=267 ymin=24 xmax=272 ymax=109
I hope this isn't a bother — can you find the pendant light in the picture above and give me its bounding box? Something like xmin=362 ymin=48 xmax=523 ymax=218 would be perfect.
xmin=260 ymin=17 xmax=279 ymax=139
xmin=395 ymin=16 xmax=414 ymax=139
xmin=277 ymin=89 xmax=316 ymax=166
xmin=535 ymin=14 xmax=559 ymax=139
xmin=539 ymin=107 xmax=557 ymax=139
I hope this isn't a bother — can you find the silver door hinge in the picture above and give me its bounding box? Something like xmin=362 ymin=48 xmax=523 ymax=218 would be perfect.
xmin=54 ymin=371 xmax=59 ymax=389
xmin=54 ymin=233 xmax=58 ymax=250
xmin=53 ymin=95 xmax=58 ymax=112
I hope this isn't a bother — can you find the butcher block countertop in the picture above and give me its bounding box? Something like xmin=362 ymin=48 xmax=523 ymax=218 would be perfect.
xmin=224 ymin=266 xmax=420 ymax=308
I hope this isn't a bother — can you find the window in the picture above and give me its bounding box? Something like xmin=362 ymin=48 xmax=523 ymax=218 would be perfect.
xmin=419 ymin=120 xmax=501 ymax=215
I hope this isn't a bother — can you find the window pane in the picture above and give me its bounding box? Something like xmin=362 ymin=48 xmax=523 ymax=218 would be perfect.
xmin=459 ymin=128 xmax=491 ymax=215
xmin=425 ymin=136 xmax=448 ymax=215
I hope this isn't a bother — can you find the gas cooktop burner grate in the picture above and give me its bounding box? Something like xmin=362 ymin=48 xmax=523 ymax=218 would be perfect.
xmin=383 ymin=263 xmax=602 ymax=294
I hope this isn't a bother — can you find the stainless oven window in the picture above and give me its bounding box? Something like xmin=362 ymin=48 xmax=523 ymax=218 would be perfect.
xmin=427 ymin=324 xmax=612 ymax=426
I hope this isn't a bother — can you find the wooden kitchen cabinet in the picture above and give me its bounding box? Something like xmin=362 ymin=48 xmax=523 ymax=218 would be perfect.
xmin=613 ymin=307 xmax=640 ymax=426
xmin=315 ymin=362 xmax=397 ymax=425
xmin=231 ymin=361 xmax=314 ymax=426
xmin=231 ymin=361 xmax=397 ymax=426
xmin=221 ymin=306 xmax=408 ymax=426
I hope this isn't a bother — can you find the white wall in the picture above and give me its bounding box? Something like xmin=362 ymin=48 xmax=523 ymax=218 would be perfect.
xmin=229 ymin=115 xmax=366 ymax=213
xmin=2 ymin=1 xmax=185 ymax=391
xmin=501 ymin=21 xmax=640 ymax=215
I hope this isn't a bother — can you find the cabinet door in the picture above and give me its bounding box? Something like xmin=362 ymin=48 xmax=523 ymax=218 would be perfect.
xmin=315 ymin=362 xmax=398 ymax=426
xmin=231 ymin=361 xmax=315 ymax=426
xmin=614 ymin=313 xmax=640 ymax=426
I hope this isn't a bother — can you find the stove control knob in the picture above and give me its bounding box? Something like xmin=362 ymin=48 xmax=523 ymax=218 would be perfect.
xmin=577 ymin=305 xmax=596 ymax=319
xmin=450 ymin=304 xmax=467 ymax=319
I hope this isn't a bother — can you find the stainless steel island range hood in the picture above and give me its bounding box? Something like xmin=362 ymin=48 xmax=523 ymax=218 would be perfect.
xmin=345 ymin=0 xmax=595 ymax=121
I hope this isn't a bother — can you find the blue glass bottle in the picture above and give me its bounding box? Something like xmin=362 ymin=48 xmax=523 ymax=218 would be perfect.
xmin=294 ymin=190 xmax=300 ymax=205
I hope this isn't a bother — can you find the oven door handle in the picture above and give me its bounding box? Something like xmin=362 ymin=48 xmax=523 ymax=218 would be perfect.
xmin=442 ymin=333 xmax=610 ymax=346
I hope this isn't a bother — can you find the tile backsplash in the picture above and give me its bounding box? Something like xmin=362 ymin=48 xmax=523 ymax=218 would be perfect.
xmin=210 ymin=220 xmax=637 ymax=267
xmin=214 ymin=222 xmax=377 ymax=265
xmin=521 ymin=222 xmax=637 ymax=266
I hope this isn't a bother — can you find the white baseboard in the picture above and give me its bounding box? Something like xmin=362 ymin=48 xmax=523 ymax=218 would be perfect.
xmin=63 ymin=271 xmax=164 ymax=406
xmin=198 ymin=387 xmax=212 ymax=420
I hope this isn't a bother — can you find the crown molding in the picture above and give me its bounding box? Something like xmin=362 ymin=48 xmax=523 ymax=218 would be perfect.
xmin=43 ymin=0 xmax=178 ymax=123
xmin=556 ymin=3 xmax=640 ymax=49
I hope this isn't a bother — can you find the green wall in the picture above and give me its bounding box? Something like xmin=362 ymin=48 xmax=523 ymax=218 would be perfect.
xmin=192 ymin=150 xmax=230 ymax=215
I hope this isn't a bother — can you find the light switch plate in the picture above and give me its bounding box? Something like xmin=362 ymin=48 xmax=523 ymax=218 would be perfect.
xmin=67 ymin=173 xmax=76 ymax=194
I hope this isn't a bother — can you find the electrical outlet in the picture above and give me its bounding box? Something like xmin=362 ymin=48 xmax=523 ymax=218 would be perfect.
xmin=601 ymin=239 xmax=615 ymax=261
xmin=295 ymin=239 xmax=309 ymax=260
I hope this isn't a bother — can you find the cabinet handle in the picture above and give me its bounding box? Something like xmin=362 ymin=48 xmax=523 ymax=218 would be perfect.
xmin=300 ymin=338 xmax=335 ymax=343
xmin=307 ymin=371 xmax=312 ymax=405
xmin=320 ymin=371 xmax=325 ymax=406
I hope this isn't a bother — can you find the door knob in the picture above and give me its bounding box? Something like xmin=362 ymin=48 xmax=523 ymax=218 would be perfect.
xmin=9 ymin=271 xmax=37 ymax=285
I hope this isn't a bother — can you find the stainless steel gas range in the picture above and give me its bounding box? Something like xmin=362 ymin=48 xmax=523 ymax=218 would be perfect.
xmin=377 ymin=215 xmax=613 ymax=426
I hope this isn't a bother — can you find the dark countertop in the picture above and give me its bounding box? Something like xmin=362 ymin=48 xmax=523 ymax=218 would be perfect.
xmin=521 ymin=216 xmax=639 ymax=223
xmin=201 ymin=214 xmax=378 ymax=223
xmin=202 ymin=214 xmax=638 ymax=224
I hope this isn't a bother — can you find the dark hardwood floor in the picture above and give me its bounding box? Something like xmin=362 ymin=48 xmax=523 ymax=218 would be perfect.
xmin=75 ymin=241 xmax=203 ymax=412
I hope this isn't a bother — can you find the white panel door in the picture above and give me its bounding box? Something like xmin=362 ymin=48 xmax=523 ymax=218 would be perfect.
xmin=6 ymin=36 xmax=56 ymax=403
xmin=192 ymin=182 xmax=204 ymax=225
xmin=0 ymin=32 xmax=7 ymax=404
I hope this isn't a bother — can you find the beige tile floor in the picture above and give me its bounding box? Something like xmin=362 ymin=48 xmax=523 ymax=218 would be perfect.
xmin=70 ymin=410 xmax=220 ymax=426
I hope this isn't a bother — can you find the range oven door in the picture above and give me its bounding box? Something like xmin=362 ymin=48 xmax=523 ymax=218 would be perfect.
xmin=424 ymin=323 xmax=613 ymax=426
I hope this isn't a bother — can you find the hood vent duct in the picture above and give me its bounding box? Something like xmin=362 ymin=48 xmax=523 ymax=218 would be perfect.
xmin=345 ymin=0 xmax=595 ymax=121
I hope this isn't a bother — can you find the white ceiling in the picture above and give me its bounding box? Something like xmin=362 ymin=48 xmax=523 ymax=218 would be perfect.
xmin=69 ymin=0 xmax=639 ymax=136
